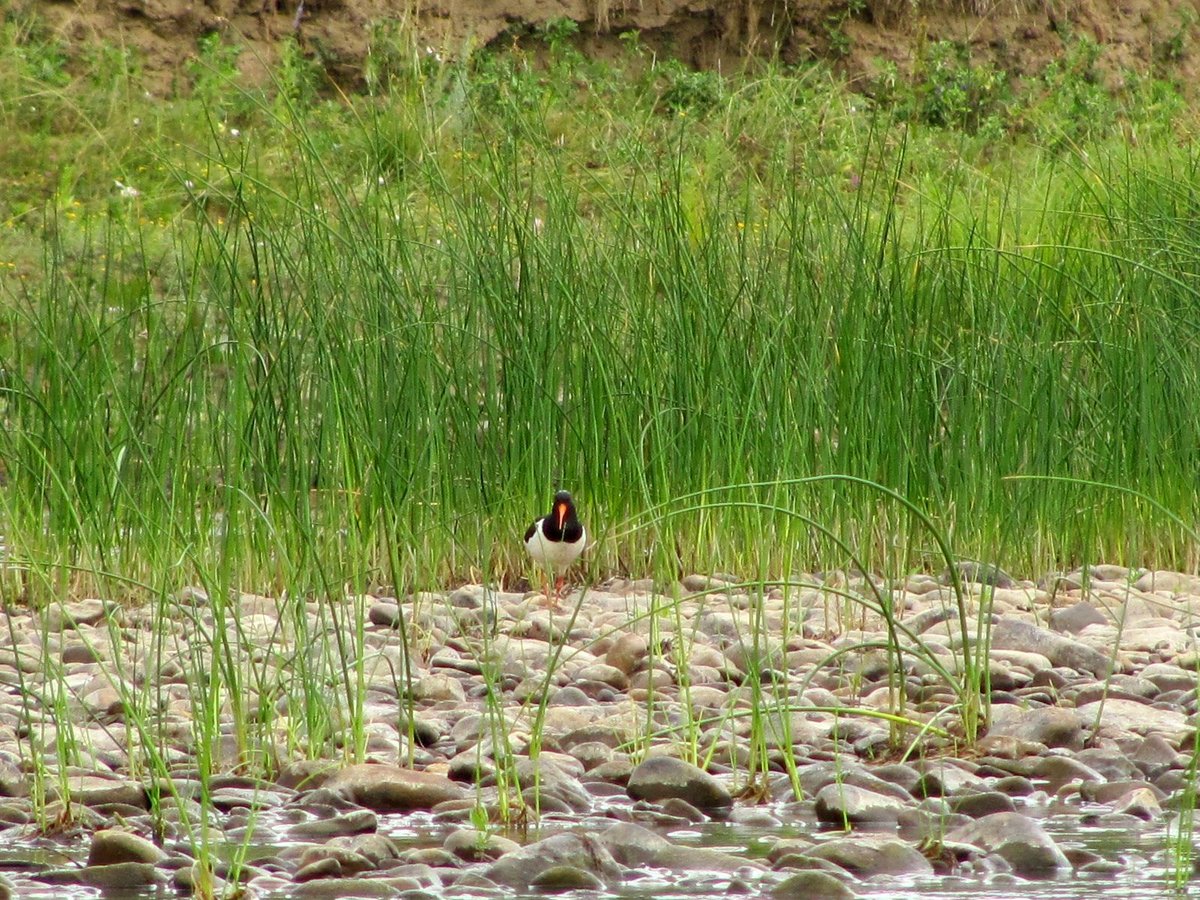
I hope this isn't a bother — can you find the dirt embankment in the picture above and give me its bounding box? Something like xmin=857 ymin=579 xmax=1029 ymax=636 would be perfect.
xmin=26 ymin=0 xmax=1200 ymax=93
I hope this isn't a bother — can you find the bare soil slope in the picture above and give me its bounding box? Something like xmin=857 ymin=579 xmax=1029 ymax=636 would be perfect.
xmin=27 ymin=0 xmax=1200 ymax=93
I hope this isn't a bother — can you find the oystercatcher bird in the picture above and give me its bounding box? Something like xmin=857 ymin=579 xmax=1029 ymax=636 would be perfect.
xmin=524 ymin=490 xmax=586 ymax=606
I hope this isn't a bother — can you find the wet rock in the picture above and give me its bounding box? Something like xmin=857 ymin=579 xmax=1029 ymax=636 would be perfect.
xmin=1081 ymin=779 xmax=1163 ymax=805
xmin=771 ymin=870 xmax=859 ymax=899
xmin=514 ymin=756 xmax=591 ymax=812
xmin=803 ymin=835 xmax=933 ymax=877
xmin=290 ymin=808 xmax=379 ymax=838
xmin=1073 ymin=747 xmax=1140 ymax=781
xmin=950 ymin=791 xmax=1016 ymax=818
xmin=279 ymin=759 xmax=338 ymax=791
xmin=599 ymin=821 xmax=763 ymax=873
xmin=292 ymin=878 xmax=400 ymax=897
xmin=590 ymin=757 xmax=634 ymax=785
xmin=399 ymin=847 xmax=458 ymax=868
xmin=1112 ymin=787 xmax=1163 ymax=820
xmin=911 ymin=759 xmax=986 ymax=797
xmin=988 ymin=705 xmax=1083 ymax=750
xmin=597 ymin=821 xmax=672 ymax=865
xmin=171 ymin=863 xmax=229 ymax=895
xmin=627 ymin=756 xmax=732 ymax=811
xmin=325 ymin=764 xmax=464 ymax=811
xmin=814 ymin=783 xmax=909 ymax=825
xmin=946 ymin=811 xmax=1070 ymax=874
xmin=529 ymin=865 xmax=606 ymax=891
xmin=87 ymin=828 xmax=167 ymax=865
xmin=37 ymin=862 xmax=168 ymax=889
xmin=660 ymin=796 xmax=706 ymax=822
xmin=444 ymin=828 xmax=521 ymax=862
xmin=296 ymin=844 xmax=376 ymax=878
xmin=659 ymin=841 xmax=767 ymax=874
xmin=871 ymin=763 xmax=922 ymax=794
xmin=1032 ymin=755 xmax=1104 ymax=792
xmin=1133 ymin=733 xmax=1184 ymax=773
xmin=988 ymin=777 xmax=1036 ymax=796
xmin=351 ymin=835 xmax=407 ymax=870
xmin=798 ymin=762 xmax=912 ymax=802
xmin=484 ymin=832 xmax=621 ymax=889
xmin=728 ymin=806 xmax=782 ymax=827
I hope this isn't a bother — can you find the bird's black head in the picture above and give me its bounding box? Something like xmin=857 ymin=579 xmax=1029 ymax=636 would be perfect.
xmin=552 ymin=490 xmax=574 ymax=526
xmin=545 ymin=490 xmax=582 ymax=541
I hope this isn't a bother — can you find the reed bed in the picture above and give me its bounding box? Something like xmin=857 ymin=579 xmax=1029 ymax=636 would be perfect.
xmin=1 ymin=27 xmax=1198 ymax=605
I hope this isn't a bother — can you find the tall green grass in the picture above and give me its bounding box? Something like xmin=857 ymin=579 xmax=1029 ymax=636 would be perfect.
xmin=2 ymin=26 xmax=1199 ymax=608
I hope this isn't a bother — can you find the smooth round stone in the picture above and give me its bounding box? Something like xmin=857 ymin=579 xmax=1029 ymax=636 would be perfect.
xmin=567 ymin=741 xmax=614 ymax=771
xmin=627 ymin=756 xmax=732 ymax=811
xmin=45 ymin=599 xmax=110 ymax=631
xmin=548 ymin=686 xmax=591 ymax=706
xmin=573 ymin=663 xmax=629 ymax=690
xmin=992 ymin=775 xmax=1036 ymax=796
xmin=324 ymin=765 xmax=464 ymax=811
xmin=946 ymin=812 xmax=1070 ymax=874
xmin=727 ymin=806 xmax=782 ymax=827
xmin=54 ymin=775 xmax=148 ymax=809
xmin=444 ymin=828 xmax=521 ymax=862
xmin=410 ymin=674 xmax=465 ymax=703
xmin=1049 ymin=603 xmax=1108 ymax=634
xmin=529 ymin=864 xmax=605 ymax=890
xmin=62 ymin=642 xmax=103 ymax=664
xmin=87 ymin=829 xmax=167 ymax=866
xmin=289 ymin=808 xmax=379 ymax=838
xmin=293 ymin=877 xmax=401 ymax=897
xmin=37 ymin=862 xmax=168 ymax=889
xmin=815 ymin=783 xmax=909 ymax=825
xmin=484 ymin=832 xmax=620 ymax=889
xmin=771 ymin=870 xmax=858 ymax=899
xmin=950 ymin=791 xmax=1016 ymax=818
xmin=804 ymin=835 xmax=933 ymax=877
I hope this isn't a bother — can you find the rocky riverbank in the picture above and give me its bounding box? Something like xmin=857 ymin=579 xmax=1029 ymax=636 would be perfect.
xmin=0 ymin=564 xmax=1195 ymax=897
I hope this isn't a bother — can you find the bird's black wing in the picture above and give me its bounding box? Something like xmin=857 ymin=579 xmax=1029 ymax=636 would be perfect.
xmin=523 ymin=520 xmax=538 ymax=542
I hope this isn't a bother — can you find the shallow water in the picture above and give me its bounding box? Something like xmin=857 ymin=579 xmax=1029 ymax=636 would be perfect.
xmin=4 ymin=800 xmax=1195 ymax=900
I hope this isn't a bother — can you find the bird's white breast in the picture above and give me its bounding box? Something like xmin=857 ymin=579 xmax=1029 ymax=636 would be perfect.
xmin=525 ymin=522 xmax=586 ymax=572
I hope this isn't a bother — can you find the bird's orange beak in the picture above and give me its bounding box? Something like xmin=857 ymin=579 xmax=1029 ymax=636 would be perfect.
xmin=556 ymin=502 xmax=567 ymax=529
